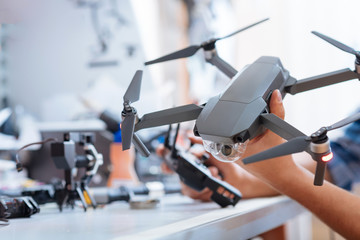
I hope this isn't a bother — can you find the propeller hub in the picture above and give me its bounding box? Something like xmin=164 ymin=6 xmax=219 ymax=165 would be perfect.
xmin=201 ymin=39 xmax=217 ymax=51
xmin=123 ymin=100 xmax=133 ymax=111
xmin=310 ymin=127 xmax=328 ymax=142
xmin=122 ymin=106 xmax=136 ymax=117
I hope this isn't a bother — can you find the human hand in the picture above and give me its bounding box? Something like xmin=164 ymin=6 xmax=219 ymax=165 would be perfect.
xmin=156 ymin=139 xmax=244 ymax=201
xmin=155 ymin=90 xmax=289 ymax=201
xmin=156 ymin=141 xmax=220 ymax=201
xmin=237 ymin=89 xmax=297 ymax=182
xmin=180 ymin=136 xmax=279 ymax=199
xmin=241 ymin=89 xmax=285 ymax=158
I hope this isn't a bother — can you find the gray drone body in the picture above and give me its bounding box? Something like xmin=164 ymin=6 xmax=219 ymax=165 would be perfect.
xmin=122 ymin=25 xmax=360 ymax=186
xmin=195 ymin=56 xmax=290 ymax=144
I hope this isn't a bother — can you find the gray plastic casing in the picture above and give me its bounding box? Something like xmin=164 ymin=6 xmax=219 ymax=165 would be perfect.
xmin=195 ymin=56 xmax=290 ymax=144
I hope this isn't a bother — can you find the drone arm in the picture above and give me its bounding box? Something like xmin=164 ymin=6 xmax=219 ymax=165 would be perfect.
xmin=260 ymin=113 xmax=307 ymax=140
xmin=204 ymin=51 xmax=238 ymax=78
xmin=134 ymin=104 xmax=203 ymax=132
xmin=132 ymin=133 xmax=150 ymax=157
xmin=285 ymin=68 xmax=359 ymax=95
xmin=261 ymin=113 xmax=328 ymax=185
xmin=314 ymin=161 xmax=326 ymax=186
xmin=260 ymin=113 xmax=313 ymax=155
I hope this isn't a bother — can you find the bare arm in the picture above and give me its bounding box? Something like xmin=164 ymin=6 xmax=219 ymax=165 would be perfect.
xmin=293 ymin=152 xmax=333 ymax=182
xmin=242 ymin=155 xmax=360 ymax=239
xmin=238 ymin=89 xmax=360 ymax=239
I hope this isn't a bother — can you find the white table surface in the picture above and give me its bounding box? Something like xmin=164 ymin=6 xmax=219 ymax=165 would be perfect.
xmin=0 ymin=194 xmax=306 ymax=240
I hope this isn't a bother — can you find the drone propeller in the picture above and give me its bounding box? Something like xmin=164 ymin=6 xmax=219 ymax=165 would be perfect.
xmin=312 ymin=31 xmax=360 ymax=62
xmin=243 ymin=112 xmax=360 ymax=185
xmin=121 ymin=70 xmax=143 ymax=150
xmin=145 ymin=18 xmax=269 ymax=65
xmin=243 ymin=136 xmax=311 ymax=165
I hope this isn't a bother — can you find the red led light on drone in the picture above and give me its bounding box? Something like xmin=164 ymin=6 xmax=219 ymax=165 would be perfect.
xmin=321 ymin=152 xmax=333 ymax=162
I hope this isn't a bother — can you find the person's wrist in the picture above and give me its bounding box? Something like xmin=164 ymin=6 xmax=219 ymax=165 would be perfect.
xmin=256 ymin=156 xmax=300 ymax=189
xmin=244 ymin=134 xmax=286 ymax=159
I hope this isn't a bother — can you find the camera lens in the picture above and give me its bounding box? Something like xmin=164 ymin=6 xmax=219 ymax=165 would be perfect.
xmin=221 ymin=145 xmax=232 ymax=156
xmin=203 ymin=140 xmax=248 ymax=162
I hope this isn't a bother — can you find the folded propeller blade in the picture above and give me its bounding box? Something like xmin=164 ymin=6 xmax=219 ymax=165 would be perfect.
xmin=145 ymin=18 xmax=269 ymax=66
xmin=145 ymin=45 xmax=201 ymax=65
xmin=121 ymin=70 xmax=143 ymax=150
xmin=217 ymin=18 xmax=269 ymax=41
xmin=326 ymin=112 xmax=360 ymax=131
xmin=312 ymin=31 xmax=360 ymax=59
xmin=121 ymin=113 xmax=135 ymax=150
xmin=123 ymin=70 xmax=143 ymax=104
xmin=243 ymin=136 xmax=310 ymax=164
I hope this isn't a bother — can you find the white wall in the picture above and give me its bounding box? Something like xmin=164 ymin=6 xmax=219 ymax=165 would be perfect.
xmin=134 ymin=0 xmax=360 ymax=137
xmin=230 ymin=0 xmax=360 ymax=137
xmin=6 ymin=0 xmax=157 ymax=121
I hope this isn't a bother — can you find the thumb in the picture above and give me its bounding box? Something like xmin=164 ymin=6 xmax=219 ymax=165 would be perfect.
xmin=206 ymin=157 xmax=237 ymax=175
xmin=269 ymin=89 xmax=285 ymax=120
xmin=188 ymin=135 xmax=203 ymax=145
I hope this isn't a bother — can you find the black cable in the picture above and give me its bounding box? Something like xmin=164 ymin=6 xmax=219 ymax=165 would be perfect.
xmin=15 ymin=138 xmax=58 ymax=172
xmin=0 ymin=218 xmax=9 ymax=226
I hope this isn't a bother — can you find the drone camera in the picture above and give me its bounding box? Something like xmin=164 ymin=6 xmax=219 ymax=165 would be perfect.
xmin=203 ymin=140 xmax=248 ymax=162
xmin=220 ymin=145 xmax=232 ymax=156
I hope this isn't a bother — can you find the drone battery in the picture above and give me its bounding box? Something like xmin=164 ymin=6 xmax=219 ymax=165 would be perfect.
xmin=51 ymin=141 xmax=76 ymax=170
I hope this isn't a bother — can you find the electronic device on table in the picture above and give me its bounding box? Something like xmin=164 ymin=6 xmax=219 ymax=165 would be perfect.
xmin=50 ymin=132 xmax=103 ymax=211
xmin=0 ymin=196 xmax=39 ymax=220
xmin=161 ymin=124 xmax=241 ymax=207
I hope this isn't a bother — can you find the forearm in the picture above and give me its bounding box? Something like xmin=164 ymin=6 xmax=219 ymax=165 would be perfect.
xmin=293 ymin=152 xmax=333 ymax=182
xmin=260 ymin=159 xmax=360 ymax=239
xmin=231 ymin=168 xmax=279 ymax=198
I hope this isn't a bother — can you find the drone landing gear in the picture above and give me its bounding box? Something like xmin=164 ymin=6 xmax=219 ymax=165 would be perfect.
xmin=54 ymin=170 xmax=97 ymax=212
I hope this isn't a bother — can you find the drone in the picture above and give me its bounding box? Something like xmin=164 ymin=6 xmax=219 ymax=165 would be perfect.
xmin=50 ymin=132 xmax=103 ymax=211
xmin=121 ymin=19 xmax=360 ymax=186
xmin=13 ymin=132 xmax=103 ymax=211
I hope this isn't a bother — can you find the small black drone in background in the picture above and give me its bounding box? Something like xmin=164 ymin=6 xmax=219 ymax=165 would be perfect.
xmin=50 ymin=132 xmax=103 ymax=211
xmin=120 ymin=19 xmax=360 ymax=187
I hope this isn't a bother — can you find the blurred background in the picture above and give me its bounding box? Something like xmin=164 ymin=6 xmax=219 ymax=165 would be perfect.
xmin=1 ymin=0 xmax=359 ymax=239
xmin=1 ymin=0 xmax=360 ymax=133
